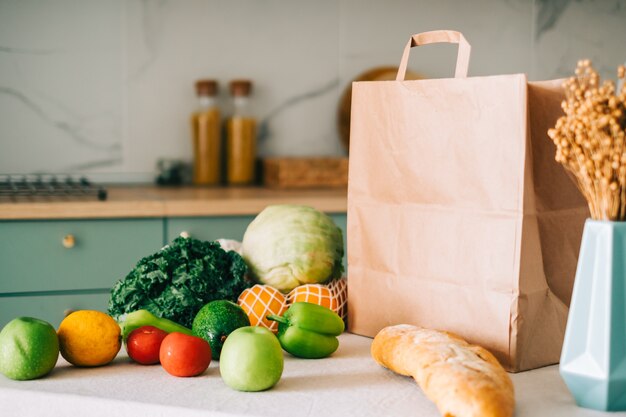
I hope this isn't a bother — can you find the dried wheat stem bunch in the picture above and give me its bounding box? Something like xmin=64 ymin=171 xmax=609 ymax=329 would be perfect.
xmin=548 ymin=60 xmax=626 ymax=221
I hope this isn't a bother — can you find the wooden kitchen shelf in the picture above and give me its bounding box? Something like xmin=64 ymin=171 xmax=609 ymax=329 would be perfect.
xmin=0 ymin=186 xmax=347 ymax=220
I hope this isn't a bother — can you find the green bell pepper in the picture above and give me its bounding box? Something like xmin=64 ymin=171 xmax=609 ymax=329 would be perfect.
xmin=267 ymin=302 xmax=345 ymax=359
xmin=119 ymin=309 xmax=193 ymax=341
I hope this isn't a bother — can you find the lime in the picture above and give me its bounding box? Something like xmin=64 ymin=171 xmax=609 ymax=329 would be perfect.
xmin=192 ymin=300 xmax=250 ymax=360
xmin=0 ymin=317 xmax=59 ymax=380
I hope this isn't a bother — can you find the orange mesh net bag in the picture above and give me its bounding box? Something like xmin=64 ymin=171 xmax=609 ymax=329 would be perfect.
xmin=288 ymin=277 xmax=347 ymax=321
xmin=238 ymin=284 xmax=288 ymax=333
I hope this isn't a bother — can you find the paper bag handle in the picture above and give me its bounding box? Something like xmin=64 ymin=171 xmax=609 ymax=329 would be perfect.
xmin=396 ymin=30 xmax=471 ymax=80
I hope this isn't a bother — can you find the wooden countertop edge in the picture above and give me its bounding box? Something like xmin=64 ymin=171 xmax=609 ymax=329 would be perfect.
xmin=164 ymin=196 xmax=347 ymax=217
xmin=0 ymin=188 xmax=348 ymax=220
xmin=0 ymin=201 xmax=166 ymax=220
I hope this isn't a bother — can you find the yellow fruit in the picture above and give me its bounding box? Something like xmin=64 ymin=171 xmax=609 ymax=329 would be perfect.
xmin=57 ymin=310 xmax=121 ymax=367
xmin=326 ymin=277 xmax=348 ymax=320
xmin=288 ymin=284 xmax=338 ymax=311
xmin=238 ymin=285 xmax=288 ymax=333
xmin=288 ymin=277 xmax=348 ymax=320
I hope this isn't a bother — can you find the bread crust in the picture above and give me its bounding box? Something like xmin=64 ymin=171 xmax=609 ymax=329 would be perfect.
xmin=371 ymin=325 xmax=514 ymax=417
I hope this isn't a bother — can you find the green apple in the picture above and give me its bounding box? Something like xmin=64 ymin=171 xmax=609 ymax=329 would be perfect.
xmin=219 ymin=326 xmax=283 ymax=391
xmin=0 ymin=317 xmax=59 ymax=380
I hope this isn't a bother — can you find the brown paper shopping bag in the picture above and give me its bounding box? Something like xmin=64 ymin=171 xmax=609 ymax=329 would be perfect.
xmin=347 ymin=30 xmax=589 ymax=371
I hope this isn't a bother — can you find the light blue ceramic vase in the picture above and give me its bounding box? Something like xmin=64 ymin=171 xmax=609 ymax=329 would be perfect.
xmin=560 ymin=219 xmax=626 ymax=411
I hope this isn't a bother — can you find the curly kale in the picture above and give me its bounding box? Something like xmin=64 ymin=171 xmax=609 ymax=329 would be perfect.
xmin=108 ymin=237 xmax=251 ymax=328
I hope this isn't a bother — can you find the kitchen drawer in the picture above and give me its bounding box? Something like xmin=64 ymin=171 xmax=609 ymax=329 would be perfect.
xmin=0 ymin=292 xmax=110 ymax=328
xmin=166 ymin=214 xmax=348 ymax=270
xmin=0 ymin=219 xmax=163 ymax=294
xmin=165 ymin=216 xmax=255 ymax=243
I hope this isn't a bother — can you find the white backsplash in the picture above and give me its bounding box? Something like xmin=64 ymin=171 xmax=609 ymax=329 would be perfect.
xmin=0 ymin=1 xmax=125 ymax=174
xmin=1 ymin=0 xmax=625 ymax=181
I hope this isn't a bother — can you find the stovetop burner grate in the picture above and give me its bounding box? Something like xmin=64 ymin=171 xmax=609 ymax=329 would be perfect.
xmin=0 ymin=174 xmax=107 ymax=201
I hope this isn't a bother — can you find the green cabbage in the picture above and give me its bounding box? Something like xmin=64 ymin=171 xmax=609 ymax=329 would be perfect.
xmin=241 ymin=205 xmax=344 ymax=293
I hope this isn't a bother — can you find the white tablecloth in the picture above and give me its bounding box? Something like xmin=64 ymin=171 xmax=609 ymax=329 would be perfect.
xmin=0 ymin=333 xmax=621 ymax=417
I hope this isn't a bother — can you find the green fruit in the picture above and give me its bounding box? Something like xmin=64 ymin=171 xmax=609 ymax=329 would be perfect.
xmin=219 ymin=326 xmax=283 ymax=392
xmin=0 ymin=317 xmax=59 ymax=380
xmin=192 ymin=300 xmax=250 ymax=360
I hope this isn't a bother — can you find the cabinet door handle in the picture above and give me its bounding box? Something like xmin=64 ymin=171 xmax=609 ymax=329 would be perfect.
xmin=62 ymin=234 xmax=76 ymax=249
xmin=179 ymin=231 xmax=191 ymax=238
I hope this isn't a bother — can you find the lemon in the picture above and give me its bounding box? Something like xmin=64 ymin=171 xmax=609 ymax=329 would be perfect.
xmin=57 ymin=310 xmax=121 ymax=367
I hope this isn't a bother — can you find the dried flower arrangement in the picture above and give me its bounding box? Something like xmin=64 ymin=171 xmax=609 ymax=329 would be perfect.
xmin=548 ymin=60 xmax=626 ymax=221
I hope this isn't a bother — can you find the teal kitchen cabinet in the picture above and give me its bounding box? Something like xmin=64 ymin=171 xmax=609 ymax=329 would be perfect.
xmin=165 ymin=216 xmax=255 ymax=243
xmin=0 ymin=219 xmax=163 ymax=293
xmin=0 ymin=293 xmax=110 ymax=328
xmin=0 ymin=218 xmax=163 ymax=328
xmin=0 ymin=212 xmax=347 ymax=328
xmin=329 ymin=214 xmax=347 ymax=261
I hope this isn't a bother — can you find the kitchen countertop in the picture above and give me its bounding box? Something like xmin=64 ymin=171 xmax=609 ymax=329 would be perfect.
xmin=0 ymin=333 xmax=617 ymax=417
xmin=0 ymin=186 xmax=347 ymax=220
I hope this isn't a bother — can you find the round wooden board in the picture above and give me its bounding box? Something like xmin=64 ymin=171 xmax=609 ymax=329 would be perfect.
xmin=337 ymin=66 xmax=422 ymax=153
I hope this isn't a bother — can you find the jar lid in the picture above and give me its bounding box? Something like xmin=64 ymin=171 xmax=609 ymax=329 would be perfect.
xmin=229 ymin=79 xmax=253 ymax=97
xmin=195 ymin=80 xmax=218 ymax=96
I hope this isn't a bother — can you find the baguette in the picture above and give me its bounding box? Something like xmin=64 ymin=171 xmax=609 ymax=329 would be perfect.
xmin=371 ymin=325 xmax=514 ymax=417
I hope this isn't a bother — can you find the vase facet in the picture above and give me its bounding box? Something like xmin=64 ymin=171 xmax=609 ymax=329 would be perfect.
xmin=560 ymin=219 xmax=626 ymax=411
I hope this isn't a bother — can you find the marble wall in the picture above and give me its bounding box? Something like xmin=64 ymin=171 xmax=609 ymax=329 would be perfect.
xmin=1 ymin=0 xmax=625 ymax=182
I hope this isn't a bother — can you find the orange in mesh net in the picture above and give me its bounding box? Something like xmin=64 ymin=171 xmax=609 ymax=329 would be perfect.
xmin=327 ymin=277 xmax=348 ymax=321
xmin=238 ymin=284 xmax=288 ymax=333
xmin=288 ymin=276 xmax=348 ymax=321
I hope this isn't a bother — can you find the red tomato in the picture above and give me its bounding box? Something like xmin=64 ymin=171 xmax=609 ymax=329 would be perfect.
xmin=159 ymin=332 xmax=212 ymax=377
xmin=127 ymin=326 xmax=168 ymax=365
